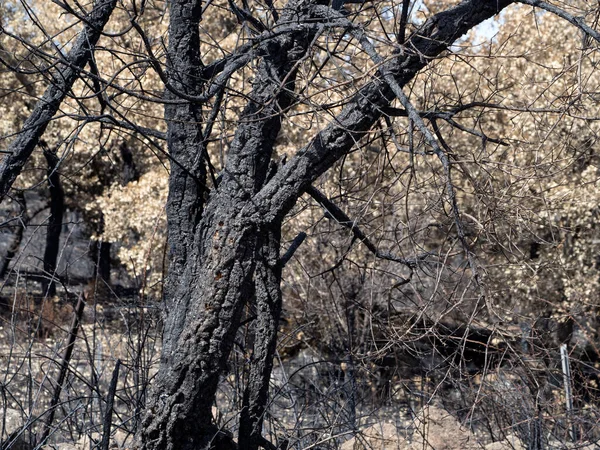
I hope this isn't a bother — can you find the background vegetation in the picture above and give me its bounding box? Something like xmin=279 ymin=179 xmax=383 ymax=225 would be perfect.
xmin=2 ymin=0 xmax=600 ymax=448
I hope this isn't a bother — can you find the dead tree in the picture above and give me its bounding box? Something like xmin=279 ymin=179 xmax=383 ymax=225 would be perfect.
xmin=41 ymin=146 xmax=64 ymax=298
xmin=139 ymin=2 xmax=518 ymax=449
xmin=2 ymin=0 xmax=600 ymax=449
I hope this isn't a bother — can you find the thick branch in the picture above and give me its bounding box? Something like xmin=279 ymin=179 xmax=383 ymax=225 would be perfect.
xmin=0 ymin=192 xmax=26 ymax=279
xmin=253 ymin=0 xmax=515 ymax=221
xmin=280 ymin=232 xmax=307 ymax=266
xmin=0 ymin=0 xmax=118 ymax=202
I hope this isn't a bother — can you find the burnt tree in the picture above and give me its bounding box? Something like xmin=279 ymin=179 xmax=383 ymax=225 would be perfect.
xmin=0 ymin=0 xmax=118 ymax=201
xmin=3 ymin=0 xmax=600 ymax=449
xmin=139 ymin=1 xmax=520 ymax=449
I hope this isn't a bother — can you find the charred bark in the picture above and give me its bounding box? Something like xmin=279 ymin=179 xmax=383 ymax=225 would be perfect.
xmin=161 ymin=0 xmax=208 ymax=359
xmin=140 ymin=205 xmax=258 ymax=450
xmin=253 ymin=0 xmax=514 ymax=223
xmin=0 ymin=0 xmax=117 ymax=202
xmin=119 ymin=143 xmax=140 ymax=186
xmin=90 ymin=240 xmax=111 ymax=285
xmin=238 ymin=225 xmax=283 ymax=450
xmin=140 ymin=1 xmax=515 ymax=449
xmin=141 ymin=0 xmax=318 ymax=447
xmin=41 ymin=148 xmax=64 ymax=298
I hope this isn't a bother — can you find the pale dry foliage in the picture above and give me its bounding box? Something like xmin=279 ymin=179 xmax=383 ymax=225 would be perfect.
xmin=2 ymin=0 xmax=600 ymax=448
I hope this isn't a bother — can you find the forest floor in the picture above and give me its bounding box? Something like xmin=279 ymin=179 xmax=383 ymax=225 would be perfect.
xmin=0 ymin=293 xmax=598 ymax=449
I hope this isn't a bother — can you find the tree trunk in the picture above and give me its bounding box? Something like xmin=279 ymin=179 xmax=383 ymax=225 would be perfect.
xmin=140 ymin=1 xmax=515 ymax=449
xmin=238 ymin=224 xmax=283 ymax=450
xmin=90 ymin=240 xmax=111 ymax=285
xmin=141 ymin=0 xmax=318 ymax=447
xmin=41 ymin=149 xmax=64 ymax=298
xmin=0 ymin=0 xmax=117 ymax=202
xmin=160 ymin=0 xmax=208 ymax=360
xmin=119 ymin=143 xmax=140 ymax=186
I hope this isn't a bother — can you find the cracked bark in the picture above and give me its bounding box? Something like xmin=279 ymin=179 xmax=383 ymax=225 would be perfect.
xmin=161 ymin=0 xmax=208 ymax=361
xmin=141 ymin=0 xmax=318 ymax=447
xmin=238 ymin=224 xmax=283 ymax=450
xmin=140 ymin=1 xmax=515 ymax=449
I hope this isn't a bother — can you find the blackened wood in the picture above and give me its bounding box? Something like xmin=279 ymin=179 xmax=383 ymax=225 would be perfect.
xmin=97 ymin=241 xmax=111 ymax=284
xmin=140 ymin=0 xmax=320 ymax=446
xmin=161 ymin=0 xmax=207 ymax=358
xmin=280 ymin=232 xmax=306 ymax=266
xmin=238 ymin=225 xmax=282 ymax=450
xmin=100 ymin=359 xmax=121 ymax=450
xmin=41 ymin=149 xmax=64 ymax=298
xmin=0 ymin=192 xmax=26 ymax=278
xmin=119 ymin=143 xmax=140 ymax=186
xmin=253 ymin=0 xmax=514 ymax=223
xmin=140 ymin=1 xmax=516 ymax=449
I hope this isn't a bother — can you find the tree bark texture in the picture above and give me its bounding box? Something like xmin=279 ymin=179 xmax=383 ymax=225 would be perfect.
xmin=252 ymin=0 xmax=514 ymax=223
xmin=161 ymin=0 xmax=207 ymax=359
xmin=238 ymin=225 xmax=283 ymax=450
xmin=0 ymin=0 xmax=117 ymax=202
xmin=140 ymin=0 xmax=516 ymax=449
xmin=142 ymin=0 xmax=320 ymax=447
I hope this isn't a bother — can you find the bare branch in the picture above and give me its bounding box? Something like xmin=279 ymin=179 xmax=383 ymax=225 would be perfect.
xmin=280 ymin=232 xmax=307 ymax=266
xmin=255 ymin=0 xmax=515 ymax=221
xmin=517 ymin=0 xmax=600 ymax=43
xmin=306 ymin=185 xmax=418 ymax=268
xmin=0 ymin=0 xmax=118 ymax=202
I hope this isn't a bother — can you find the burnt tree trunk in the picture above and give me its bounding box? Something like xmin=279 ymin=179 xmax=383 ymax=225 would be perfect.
xmin=119 ymin=143 xmax=140 ymax=186
xmin=160 ymin=0 xmax=208 ymax=361
xmin=141 ymin=0 xmax=318 ymax=447
xmin=139 ymin=1 xmax=515 ymax=449
xmin=90 ymin=239 xmax=111 ymax=286
xmin=238 ymin=224 xmax=283 ymax=450
xmin=41 ymin=148 xmax=64 ymax=298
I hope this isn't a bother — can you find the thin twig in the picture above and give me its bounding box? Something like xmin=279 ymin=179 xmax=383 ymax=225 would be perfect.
xmin=306 ymin=185 xmax=419 ymax=269
xmin=280 ymin=232 xmax=307 ymax=266
xmin=517 ymin=0 xmax=600 ymax=43
xmin=560 ymin=344 xmax=578 ymax=442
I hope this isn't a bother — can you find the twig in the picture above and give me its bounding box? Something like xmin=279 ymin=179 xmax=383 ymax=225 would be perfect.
xmin=280 ymin=232 xmax=307 ymax=266
xmin=306 ymin=185 xmax=419 ymax=269
xmin=0 ymin=0 xmax=118 ymax=202
xmin=517 ymin=0 xmax=600 ymax=43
